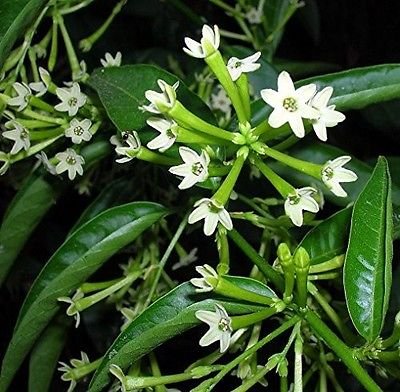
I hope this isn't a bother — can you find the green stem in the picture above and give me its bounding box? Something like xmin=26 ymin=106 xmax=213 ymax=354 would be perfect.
xmin=79 ymin=278 xmax=122 ymax=294
xmin=143 ymin=215 xmax=187 ymax=308
xmin=375 ymin=350 xmax=399 ymax=362
xmin=217 ymin=229 xmax=230 ymax=274
xmin=79 ymin=0 xmax=126 ymax=52
xmin=294 ymin=333 xmax=303 ymax=392
xmin=48 ymin=16 xmax=59 ymax=71
xmin=308 ymin=255 xmax=344 ymax=274
xmin=227 ymin=229 xmax=284 ymax=292
xmin=236 ymin=74 xmax=251 ymax=119
xmin=251 ymin=152 xmax=294 ymax=197
xmin=308 ymin=282 xmax=356 ymax=344
xmin=204 ymin=316 xmax=300 ymax=391
xmin=70 ymin=357 xmax=102 ymax=380
xmin=304 ymin=311 xmax=382 ymax=392
xmin=56 ymin=12 xmax=81 ymax=77
xmin=176 ymin=125 xmax=231 ymax=145
xmin=149 ymin=353 xmax=167 ymax=392
xmin=205 ymin=51 xmax=248 ymax=124
xmin=213 ymin=150 xmax=247 ymax=205
xmin=137 ymin=147 xmax=179 ymax=166
xmin=170 ymin=101 xmax=238 ymax=143
xmin=263 ymin=146 xmax=322 ymax=178
xmin=231 ymin=307 xmax=277 ymax=329
xmin=21 ymin=108 xmax=66 ymax=125
xmin=29 ymin=96 xmax=57 ymax=112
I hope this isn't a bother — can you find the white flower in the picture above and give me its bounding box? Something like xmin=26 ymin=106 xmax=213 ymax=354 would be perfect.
xmin=321 ymin=156 xmax=358 ymax=197
xmin=55 ymin=82 xmax=86 ymax=116
xmin=29 ymin=67 xmax=50 ymax=97
xmin=146 ymin=117 xmax=177 ymax=152
xmin=261 ymin=71 xmax=319 ymax=138
xmin=8 ymin=82 xmax=31 ymax=111
xmin=188 ymin=198 xmax=233 ymax=236
xmin=3 ymin=121 xmax=30 ymax=154
xmin=100 ymin=51 xmax=122 ymax=67
xmin=169 ymin=147 xmax=210 ymax=190
xmin=35 ymin=151 xmax=57 ymax=175
xmin=183 ymin=24 xmax=220 ymax=58
xmin=58 ymin=290 xmax=84 ymax=327
xmin=210 ymin=86 xmax=231 ymax=115
xmin=113 ymin=132 xmax=141 ymax=163
xmin=65 ymin=118 xmax=92 ymax=144
xmin=245 ymin=7 xmax=264 ymax=24
xmin=309 ymin=86 xmax=346 ymax=141
xmin=172 ymin=247 xmax=198 ymax=270
xmin=195 ymin=304 xmax=233 ymax=353
xmin=227 ymin=52 xmax=261 ymax=82
xmin=190 ymin=264 xmax=218 ymax=292
xmin=284 ymin=187 xmax=319 ymax=227
xmin=142 ymin=79 xmax=179 ymax=114
xmin=58 ymin=351 xmax=90 ymax=392
xmin=55 ymin=148 xmax=85 ymax=180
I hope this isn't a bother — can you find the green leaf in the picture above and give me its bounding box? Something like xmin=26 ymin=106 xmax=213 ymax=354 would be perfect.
xmin=273 ymin=142 xmax=400 ymax=207
xmin=252 ymin=64 xmax=400 ymax=124
xmin=28 ymin=316 xmax=70 ymax=392
xmin=299 ymin=207 xmax=352 ymax=265
xmin=89 ymin=279 xmax=273 ymax=391
xmin=0 ymin=202 xmax=168 ymax=392
xmin=344 ymin=157 xmax=393 ymax=342
xmin=0 ymin=172 xmax=59 ymax=285
xmin=0 ymin=0 xmax=48 ymax=68
xmin=224 ymin=46 xmax=278 ymax=95
xmin=88 ymin=64 xmax=216 ymax=132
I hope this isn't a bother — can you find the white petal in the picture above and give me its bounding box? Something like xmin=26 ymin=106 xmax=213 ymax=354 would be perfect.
xmin=285 ymin=203 xmax=303 ymax=227
xmin=218 ymin=209 xmax=233 ymax=231
xmin=219 ymin=331 xmax=231 ymax=353
xmin=199 ymin=327 xmax=221 ymax=347
xmin=179 ymin=146 xmax=200 ymax=164
xmin=288 ymin=114 xmax=305 ymax=138
xmin=260 ymin=88 xmax=281 ymax=108
xmin=277 ymin=71 xmax=295 ymax=95
xmin=312 ymin=86 xmax=333 ymax=109
xmin=188 ymin=203 xmax=209 ymax=224
xmin=312 ymin=121 xmax=328 ymax=141
xmin=296 ymin=84 xmax=316 ymax=102
xmin=268 ymin=108 xmax=288 ymax=128
xmin=204 ymin=213 xmax=219 ymax=236
xmin=178 ymin=174 xmax=198 ymax=190
xmin=195 ymin=309 xmax=219 ymax=325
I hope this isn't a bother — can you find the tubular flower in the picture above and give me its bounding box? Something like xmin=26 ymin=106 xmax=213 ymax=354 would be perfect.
xmin=227 ymin=51 xmax=261 ymax=81
xmin=142 ymin=79 xmax=179 ymax=114
xmin=146 ymin=117 xmax=177 ymax=152
xmin=284 ymin=187 xmax=319 ymax=227
xmin=321 ymin=156 xmax=358 ymax=197
xmin=183 ymin=24 xmax=220 ymax=58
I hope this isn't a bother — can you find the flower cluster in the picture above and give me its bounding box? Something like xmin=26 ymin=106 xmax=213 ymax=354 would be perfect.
xmin=109 ymin=23 xmax=357 ymax=233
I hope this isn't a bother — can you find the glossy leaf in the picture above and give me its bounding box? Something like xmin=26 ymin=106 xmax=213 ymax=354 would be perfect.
xmin=299 ymin=207 xmax=352 ymax=265
xmin=89 ymin=279 xmax=274 ymax=391
xmin=28 ymin=316 xmax=70 ymax=392
xmin=273 ymin=142 xmax=400 ymax=207
xmin=0 ymin=0 xmax=48 ymax=68
xmin=0 ymin=173 xmax=59 ymax=285
xmin=88 ymin=64 xmax=216 ymax=132
xmin=252 ymin=64 xmax=400 ymax=124
xmin=344 ymin=157 xmax=393 ymax=342
xmin=0 ymin=202 xmax=168 ymax=392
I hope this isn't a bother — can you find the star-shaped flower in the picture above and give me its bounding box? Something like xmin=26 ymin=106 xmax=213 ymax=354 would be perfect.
xmin=112 ymin=131 xmax=141 ymax=163
xmin=210 ymin=86 xmax=232 ymax=115
xmin=195 ymin=304 xmax=233 ymax=353
xmin=321 ymin=156 xmax=358 ymax=197
xmin=29 ymin=67 xmax=51 ymax=97
xmin=57 ymin=290 xmax=84 ymax=328
xmin=183 ymin=24 xmax=220 ymax=59
xmin=146 ymin=117 xmax=177 ymax=152
xmin=58 ymin=351 xmax=90 ymax=392
xmin=227 ymin=51 xmax=261 ymax=81
xmin=55 ymin=82 xmax=86 ymax=116
xmin=169 ymin=147 xmax=210 ymax=190
xmin=245 ymin=5 xmax=263 ymax=24
xmin=65 ymin=118 xmax=92 ymax=144
xmin=190 ymin=264 xmax=218 ymax=292
xmin=261 ymin=71 xmax=319 ymax=137
xmin=8 ymin=82 xmax=31 ymax=111
xmin=3 ymin=121 xmax=30 ymax=154
xmin=100 ymin=51 xmax=122 ymax=67
xmin=35 ymin=151 xmax=57 ymax=175
xmin=284 ymin=187 xmax=319 ymax=227
xmin=55 ymin=148 xmax=85 ymax=180
xmin=309 ymin=86 xmax=346 ymax=141
xmin=142 ymin=79 xmax=179 ymax=114
xmin=188 ymin=198 xmax=233 ymax=236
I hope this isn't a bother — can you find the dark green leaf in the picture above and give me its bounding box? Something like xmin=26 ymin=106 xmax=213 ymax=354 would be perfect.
xmin=28 ymin=316 xmax=70 ymax=392
xmin=252 ymin=64 xmax=400 ymax=124
xmin=88 ymin=64 xmax=216 ymax=132
xmin=299 ymin=207 xmax=352 ymax=265
xmin=344 ymin=157 xmax=393 ymax=341
xmin=0 ymin=0 xmax=48 ymax=68
xmin=0 ymin=202 xmax=168 ymax=392
xmin=224 ymin=46 xmax=278 ymax=95
xmin=0 ymin=173 xmax=59 ymax=285
xmin=273 ymin=142 xmax=400 ymax=207
xmin=89 ymin=280 xmax=272 ymax=391
xmin=274 ymin=58 xmax=339 ymax=78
